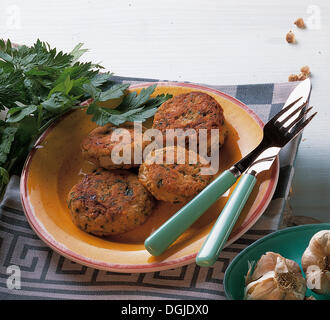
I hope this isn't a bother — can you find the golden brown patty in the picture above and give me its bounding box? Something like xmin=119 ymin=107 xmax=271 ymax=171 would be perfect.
xmin=81 ymin=123 xmax=149 ymax=169
xmin=67 ymin=169 xmax=155 ymax=236
xmin=152 ymin=91 xmax=227 ymax=148
xmin=138 ymin=146 xmax=213 ymax=203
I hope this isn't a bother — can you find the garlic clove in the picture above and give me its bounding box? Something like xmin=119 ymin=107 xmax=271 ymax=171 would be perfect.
xmin=302 ymin=230 xmax=330 ymax=295
xmin=244 ymin=252 xmax=306 ymax=300
xmin=275 ymin=256 xmax=289 ymax=273
xmin=245 ymin=272 xmax=280 ymax=300
xmin=247 ymin=252 xmax=280 ymax=282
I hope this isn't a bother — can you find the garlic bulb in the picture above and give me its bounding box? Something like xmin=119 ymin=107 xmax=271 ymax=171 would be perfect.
xmin=244 ymin=252 xmax=306 ymax=300
xmin=301 ymin=230 xmax=330 ymax=295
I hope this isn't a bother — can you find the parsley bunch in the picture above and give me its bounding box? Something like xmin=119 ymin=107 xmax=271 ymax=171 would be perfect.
xmin=0 ymin=39 xmax=172 ymax=197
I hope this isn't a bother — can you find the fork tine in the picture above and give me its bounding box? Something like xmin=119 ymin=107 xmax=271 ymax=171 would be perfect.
xmin=284 ymin=106 xmax=313 ymax=131
xmin=288 ymin=112 xmax=317 ymax=139
xmin=278 ymin=101 xmax=308 ymax=126
xmin=270 ymin=97 xmax=303 ymax=122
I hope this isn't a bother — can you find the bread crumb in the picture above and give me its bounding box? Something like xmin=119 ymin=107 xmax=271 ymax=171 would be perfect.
xmin=286 ymin=31 xmax=296 ymax=43
xmin=300 ymin=65 xmax=310 ymax=76
xmin=297 ymin=73 xmax=307 ymax=81
xmin=294 ymin=18 xmax=305 ymax=29
xmin=288 ymin=74 xmax=299 ymax=82
xmin=288 ymin=66 xmax=311 ymax=82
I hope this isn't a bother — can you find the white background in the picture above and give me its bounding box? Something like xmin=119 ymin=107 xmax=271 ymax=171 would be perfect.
xmin=1 ymin=0 xmax=329 ymax=221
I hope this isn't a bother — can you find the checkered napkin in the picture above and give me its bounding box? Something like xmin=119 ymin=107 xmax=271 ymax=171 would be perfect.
xmin=0 ymin=77 xmax=300 ymax=300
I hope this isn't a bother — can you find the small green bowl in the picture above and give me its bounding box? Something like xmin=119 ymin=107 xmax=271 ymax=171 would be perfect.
xmin=224 ymin=223 xmax=330 ymax=300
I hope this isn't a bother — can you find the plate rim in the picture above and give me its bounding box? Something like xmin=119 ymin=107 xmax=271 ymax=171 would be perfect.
xmin=20 ymin=81 xmax=279 ymax=273
xmin=223 ymin=222 xmax=330 ymax=300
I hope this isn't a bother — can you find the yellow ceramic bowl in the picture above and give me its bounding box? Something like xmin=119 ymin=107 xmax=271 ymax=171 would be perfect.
xmin=20 ymin=82 xmax=279 ymax=273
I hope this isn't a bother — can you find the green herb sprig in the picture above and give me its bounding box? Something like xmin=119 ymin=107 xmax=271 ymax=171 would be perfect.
xmin=0 ymin=39 xmax=172 ymax=196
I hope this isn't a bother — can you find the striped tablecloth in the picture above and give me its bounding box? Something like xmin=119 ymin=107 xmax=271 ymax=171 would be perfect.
xmin=0 ymin=78 xmax=301 ymax=299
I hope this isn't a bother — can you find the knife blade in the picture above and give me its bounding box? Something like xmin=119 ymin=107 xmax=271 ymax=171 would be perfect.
xmin=233 ymin=78 xmax=311 ymax=176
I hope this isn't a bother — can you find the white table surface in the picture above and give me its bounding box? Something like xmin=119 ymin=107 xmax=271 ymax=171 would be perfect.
xmin=1 ymin=0 xmax=329 ymax=222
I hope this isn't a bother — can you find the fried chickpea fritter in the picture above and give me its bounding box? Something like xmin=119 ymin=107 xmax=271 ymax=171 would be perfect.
xmin=81 ymin=122 xmax=149 ymax=169
xmin=67 ymin=169 xmax=155 ymax=236
xmin=138 ymin=146 xmax=213 ymax=203
xmin=152 ymin=91 xmax=227 ymax=148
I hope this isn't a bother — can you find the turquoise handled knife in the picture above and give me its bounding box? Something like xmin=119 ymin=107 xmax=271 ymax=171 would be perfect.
xmin=195 ymin=148 xmax=279 ymax=267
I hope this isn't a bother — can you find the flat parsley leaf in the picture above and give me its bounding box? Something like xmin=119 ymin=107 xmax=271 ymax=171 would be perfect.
xmin=118 ymin=84 xmax=157 ymax=111
xmin=99 ymin=83 xmax=130 ymax=101
xmin=0 ymin=167 xmax=9 ymax=185
xmin=86 ymin=85 xmax=172 ymax=126
xmin=6 ymin=105 xmax=38 ymax=123
xmin=0 ymin=126 xmax=18 ymax=165
xmin=42 ymin=92 xmax=73 ymax=114
xmin=86 ymin=103 xmax=122 ymax=126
